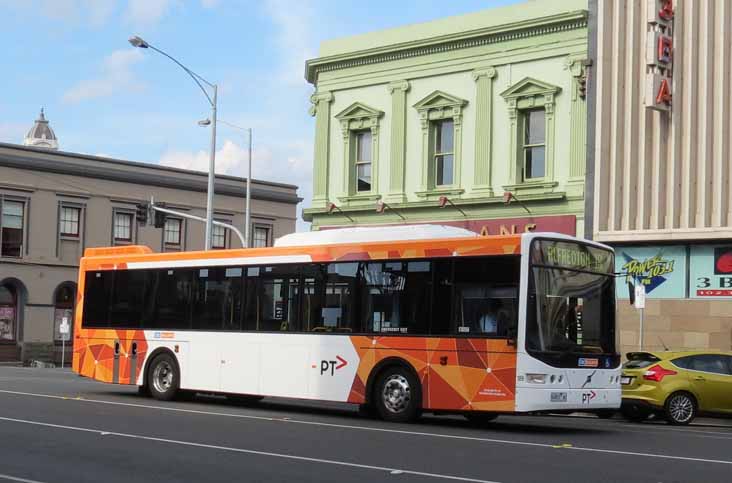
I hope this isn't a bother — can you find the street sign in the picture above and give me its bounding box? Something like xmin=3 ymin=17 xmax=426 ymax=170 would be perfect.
xmin=634 ymin=284 xmax=646 ymax=309
xmin=60 ymin=317 xmax=70 ymax=341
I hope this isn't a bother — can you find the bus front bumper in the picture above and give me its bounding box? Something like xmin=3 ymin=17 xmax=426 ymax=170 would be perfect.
xmin=515 ymin=387 xmax=622 ymax=413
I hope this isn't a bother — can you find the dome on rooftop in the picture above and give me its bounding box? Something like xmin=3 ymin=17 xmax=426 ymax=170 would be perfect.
xmin=24 ymin=108 xmax=58 ymax=150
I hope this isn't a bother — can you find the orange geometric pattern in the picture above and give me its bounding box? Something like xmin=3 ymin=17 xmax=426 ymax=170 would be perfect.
xmin=73 ymin=330 xmax=148 ymax=384
xmin=347 ymin=336 xmax=516 ymax=411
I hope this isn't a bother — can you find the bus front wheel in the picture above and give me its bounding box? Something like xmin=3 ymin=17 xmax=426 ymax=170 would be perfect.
xmin=147 ymin=353 xmax=180 ymax=401
xmin=374 ymin=366 xmax=421 ymax=423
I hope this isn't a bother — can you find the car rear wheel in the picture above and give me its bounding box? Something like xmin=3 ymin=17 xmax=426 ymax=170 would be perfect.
xmin=664 ymin=392 xmax=697 ymax=425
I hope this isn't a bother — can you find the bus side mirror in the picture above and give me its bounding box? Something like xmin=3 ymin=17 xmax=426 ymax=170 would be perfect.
xmin=627 ymin=282 xmax=635 ymax=306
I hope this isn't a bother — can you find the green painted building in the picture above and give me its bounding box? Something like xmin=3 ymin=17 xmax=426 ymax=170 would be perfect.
xmin=303 ymin=0 xmax=589 ymax=236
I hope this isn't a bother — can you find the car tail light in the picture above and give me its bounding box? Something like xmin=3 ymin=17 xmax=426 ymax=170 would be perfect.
xmin=643 ymin=365 xmax=677 ymax=382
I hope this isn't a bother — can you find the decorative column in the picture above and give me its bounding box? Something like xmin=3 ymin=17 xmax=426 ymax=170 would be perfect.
xmin=567 ymin=58 xmax=588 ymax=198
xmin=387 ymin=80 xmax=410 ymax=203
xmin=471 ymin=67 xmax=497 ymax=197
xmin=309 ymin=91 xmax=334 ymax=208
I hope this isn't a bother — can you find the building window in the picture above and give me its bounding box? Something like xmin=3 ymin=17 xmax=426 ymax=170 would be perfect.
xmin=59 ymin=206 xmax=81 ymax=237
xmin=1 ymin=200 xmax=24 ymax=258
xmin=212 ymin=224 xmax=227 ymax=249
xmin=413 ymin=90 xmax=467 ymax=197
xmin=0 ymin=284 xmax=17 ymax=341
xmin=433 ymin=119 xmax=455 ymax=186
xmin=334 ymin=102 xmax=383 ymax=202
xmin=53 ymin=284 xmax=75 ymax=342
xmin=500 ymin=77 xmax=560 ymax=192
xmin=164 ymin=218 xmax=182 ymax=246
xmin=114 ymin=212 xmax=133 ymax=243
xmin=354 ymin=131 xmax=372 ymax=192
xmin=522 ymin=109 xmax=546 ymax=180
xmin=252 ymin=225 xmax=271 ymax=248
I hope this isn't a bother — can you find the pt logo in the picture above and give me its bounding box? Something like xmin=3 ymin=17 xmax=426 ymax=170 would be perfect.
xmin=581 ymin=391 xmax=597 ymax=404
xmin=320 ymin=355 xmax=348 ymax=376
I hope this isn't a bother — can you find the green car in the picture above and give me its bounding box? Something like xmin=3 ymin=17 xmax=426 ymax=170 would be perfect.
xmin=620 ymin=351 xmax=732 ymax=425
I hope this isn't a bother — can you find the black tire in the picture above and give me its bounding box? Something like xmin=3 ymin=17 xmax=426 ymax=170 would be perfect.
xmin=465 ymin=412 xmax=499 ymax=425
xmin=620 ymin=404 xmax=650 ymax=422
xmin=595 ymin=410 xmax=616 ymax=419
xmin=664 ymin=392 xmax=697 ymax=426
xmin=374 ymin=366 xmax=421 ymax=423
xmin=147 ymin=353 xmax=180 ymax=401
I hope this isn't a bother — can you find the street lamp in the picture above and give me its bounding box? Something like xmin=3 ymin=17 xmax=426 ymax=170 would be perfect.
xmin=128 ymin=35 xmax=219 ymax=250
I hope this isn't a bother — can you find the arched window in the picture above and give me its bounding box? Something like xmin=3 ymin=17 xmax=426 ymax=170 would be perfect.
xmin=54 ymin=284 xmax=76 ymax=342
xmin=0 ymin=284 xmax=17 ymax=342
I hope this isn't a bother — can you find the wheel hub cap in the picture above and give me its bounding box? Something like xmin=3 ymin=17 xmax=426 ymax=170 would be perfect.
xmin=382 ymin=374 xmax=411 ymax=414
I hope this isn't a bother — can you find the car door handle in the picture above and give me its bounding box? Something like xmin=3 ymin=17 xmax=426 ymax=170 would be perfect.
xmin=694 ymin=376 xmax=706 ymax=381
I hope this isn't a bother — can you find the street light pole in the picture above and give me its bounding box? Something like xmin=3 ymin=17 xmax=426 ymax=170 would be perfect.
xmin=245 ymin=127 xmax=252 ymax=248
xmin=204 ymin=85 xmax=218 ymax=250
xmin=128 ymin=35 xmax=218 ymax=250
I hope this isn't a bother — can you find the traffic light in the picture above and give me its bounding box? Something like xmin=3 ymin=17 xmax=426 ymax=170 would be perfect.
xmin=135 ymin=202 xmax=149 ymax=225
xmin=153 ymin=203 xmax=167 ymax=229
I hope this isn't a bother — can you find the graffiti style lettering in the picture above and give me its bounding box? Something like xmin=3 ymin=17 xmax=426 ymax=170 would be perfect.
xmin=622 ymin=256 xmax=675 ymax=285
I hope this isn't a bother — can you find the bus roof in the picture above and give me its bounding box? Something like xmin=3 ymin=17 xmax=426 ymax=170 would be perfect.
xmin=81 ymin=227 xmax=532 ymax=271
xmin=274 ymin=224 xmax=478 ymax=247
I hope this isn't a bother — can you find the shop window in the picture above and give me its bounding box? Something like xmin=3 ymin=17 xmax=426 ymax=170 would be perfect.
xmin=53 ymin=284 xmax=76 ymax=342
xmin=0 ymin=284 xmax=17 ymax=341
xmin=59 ymin=207 xmax=81 ymax=238
xmin=1 ymin=200 xmax=25 ymax=258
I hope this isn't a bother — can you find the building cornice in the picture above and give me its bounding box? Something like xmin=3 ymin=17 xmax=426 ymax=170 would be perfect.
xmin=305 ymin=10 xmax=588 ymax=84
xmin=0 ymin=145 xmax=301 ymax=205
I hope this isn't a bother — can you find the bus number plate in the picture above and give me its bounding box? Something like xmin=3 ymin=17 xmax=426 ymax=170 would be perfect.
xmin=550 ymin=392 xmax=567 ymax=403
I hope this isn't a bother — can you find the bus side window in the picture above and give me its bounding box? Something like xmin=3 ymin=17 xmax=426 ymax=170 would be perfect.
xmin=256 ymin=265 xmax=301 ymax=332
xmin=301 ymin=263 xmax=358 ymax=333
xmin=430 ymin=260 xmax=453 ymax=335
xmin=82 ymin=270 xmax=114 ymax=328
xmin=146 ymin=268 xmax=193 ymax=330
xmin=360 ymin=261 xmax=431 ymax=335
xmin=109 ymin=269 xmax=149 ymax=329
xmin=453 ymin=257 xmax=520 ymax=337
xmin=192 ymin=267 xmax=243 ymax=331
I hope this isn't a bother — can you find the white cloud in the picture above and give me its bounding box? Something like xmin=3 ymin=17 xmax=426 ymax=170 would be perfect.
xmin=263 ymin=0 xmax=315 ymax=86
xmin=159 ymin=137 xmax=313 ymax=231
xmin=124 ymin=0 xmax=174 ymax=27
xmin=62 ymin=49 xmax=145 ymax=104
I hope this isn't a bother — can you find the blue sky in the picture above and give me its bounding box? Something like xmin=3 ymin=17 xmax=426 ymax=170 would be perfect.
xmin=0 ymin=0 xmax=520 ymax=230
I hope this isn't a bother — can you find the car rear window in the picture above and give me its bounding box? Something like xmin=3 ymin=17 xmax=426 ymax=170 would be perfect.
xmin=623 ymin=352 xmax=660 ymax=369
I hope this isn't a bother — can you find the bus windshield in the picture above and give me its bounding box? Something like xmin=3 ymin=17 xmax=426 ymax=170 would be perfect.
xmin=526 ymin=239 xmax=616 ymax=366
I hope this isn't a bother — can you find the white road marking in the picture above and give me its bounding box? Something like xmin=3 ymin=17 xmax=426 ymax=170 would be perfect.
xmin=0 ymin=473 xmax=48 ymax=483
xmin=0 ymin=416 xmax=498 ymax=483
xmin=1 ymin=389 xmax=732 ymax=465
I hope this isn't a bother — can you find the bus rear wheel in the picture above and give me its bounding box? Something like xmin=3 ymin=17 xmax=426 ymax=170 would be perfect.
xmin=374 ymin=366 xmax=420 ymax=423
xmin=148 ymin=353 xmax=180 ymax=401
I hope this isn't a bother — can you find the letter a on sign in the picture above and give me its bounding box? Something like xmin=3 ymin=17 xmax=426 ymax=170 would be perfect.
xmin=656 ymin=78 xmax=671 ymax=105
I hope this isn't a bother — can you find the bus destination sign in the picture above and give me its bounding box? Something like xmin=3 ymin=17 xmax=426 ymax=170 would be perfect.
xmin=533 ymin=240 xmax=613 ymax=274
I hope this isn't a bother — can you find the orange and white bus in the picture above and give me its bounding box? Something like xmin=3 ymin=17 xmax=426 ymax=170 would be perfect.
xmin=72 ymin=226 xmax=621 ymax=422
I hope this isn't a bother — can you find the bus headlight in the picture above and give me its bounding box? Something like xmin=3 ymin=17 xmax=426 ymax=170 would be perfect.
xmin=526 ymin=373 xmax=546 ymax=384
